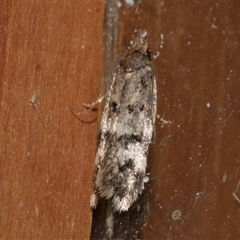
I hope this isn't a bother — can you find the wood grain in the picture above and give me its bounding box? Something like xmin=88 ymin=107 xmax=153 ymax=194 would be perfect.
xmin=0 ymin=2 xmax=104 ymax=239
xmin=91 ymin=1 xmax=240 ymax=239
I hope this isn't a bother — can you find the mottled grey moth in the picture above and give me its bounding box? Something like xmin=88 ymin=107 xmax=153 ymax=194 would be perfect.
xmin=90 ymin=36 xmax=157 ymax=238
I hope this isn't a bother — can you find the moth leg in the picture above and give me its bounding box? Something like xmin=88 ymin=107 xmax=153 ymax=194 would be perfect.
xmin=83 ymin=94 xmax=105 ymax=110
xmin=69 ymin=94 xmax=106 ymax=119
xmin=90 ymin=165 xmax=100 ymax=208
xmin=90 ymin=191 xmax=99 ymax=209
xmin=90 ymin=154 xmax=101 ymax=208
xmin=106 ymin=200 xmax=114 ymax=239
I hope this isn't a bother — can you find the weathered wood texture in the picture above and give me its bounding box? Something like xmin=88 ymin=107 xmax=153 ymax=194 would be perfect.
xmin=147 ymin=3 xmax=240 ymax=239
xmin=0 ymin=2 xmax=104 ymax=239
xmin=1 ymin=1 xmax=240 ymax=240
xmin=92 ymin=1 xmax=240 ymax=239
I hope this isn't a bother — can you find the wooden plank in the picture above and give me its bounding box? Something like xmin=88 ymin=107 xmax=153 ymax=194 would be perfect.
xmin=92 ymin=1 xmax=240 ymax=239
xmin=0 ymin=2 xmax=104 ymax=239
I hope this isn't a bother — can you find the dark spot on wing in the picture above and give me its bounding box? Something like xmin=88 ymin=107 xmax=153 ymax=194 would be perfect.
xmin=110 ymin=101 xmax=118 ymax=113
xmin=127 ymin=104 xmax=134 ymax=114
xmin=130 ymin=134 xmax=142 ymax=142
xmin=139 ymin=104 xmax=145 ymax=111
xmin=118 ymin=133 xmax=142 ymax=145
xmin=118 ymin=158 xmax=135 ymax=173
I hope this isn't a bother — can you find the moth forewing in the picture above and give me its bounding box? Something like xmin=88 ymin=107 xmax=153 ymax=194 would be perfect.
xmin=90 ymin=36 xmax=157 ymax=238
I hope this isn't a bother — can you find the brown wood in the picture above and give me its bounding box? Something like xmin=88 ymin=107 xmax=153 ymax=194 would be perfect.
xmin=147 ymin=3 xmax=240 ymax=239
xmin=1 ymin=1 xmax=240 ymax=240
xmin=0 ymin=2 xmax=104 ymax=239
xmin=92 ymin=1 xmax=240 ymax=239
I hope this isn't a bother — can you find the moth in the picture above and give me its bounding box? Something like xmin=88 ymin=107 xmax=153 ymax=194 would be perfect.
xmin=90 ymin=36 xmax=157 ymax=238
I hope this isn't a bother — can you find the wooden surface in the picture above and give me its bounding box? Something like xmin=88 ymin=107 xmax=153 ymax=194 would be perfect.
xmin=1 ymin=1 xmax=240 ymax=240
xmin=0 ymin=2 xmax=104 ymax=239
xmin=92 ymin=1 xmax=240 ymax=239
xmin=147 ymin=2 xmax=240 ymax=239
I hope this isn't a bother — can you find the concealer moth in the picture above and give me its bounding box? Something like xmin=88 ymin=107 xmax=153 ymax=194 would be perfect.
xmin=90 ymin=35 xmax=157 ymax=238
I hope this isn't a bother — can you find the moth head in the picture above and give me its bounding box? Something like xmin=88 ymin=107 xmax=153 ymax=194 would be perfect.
xmin=130 ymin=37 xmax=148 ymax=55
